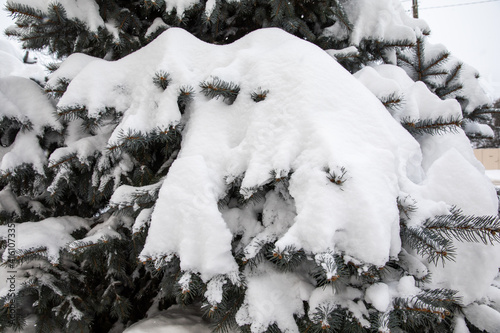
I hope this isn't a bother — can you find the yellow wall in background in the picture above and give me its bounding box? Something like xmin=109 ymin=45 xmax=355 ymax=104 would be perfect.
xmin=474 ymin=149 xmax=500 ymax=170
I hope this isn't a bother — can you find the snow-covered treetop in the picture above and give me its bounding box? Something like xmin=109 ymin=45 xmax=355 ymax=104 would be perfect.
xmin=2 ymin=1 xmax=500 ymax=331
xmin=323 ymin=0 xmax=429 ymax=45
xmin=45 ymin=28 xmax=499 ymax=306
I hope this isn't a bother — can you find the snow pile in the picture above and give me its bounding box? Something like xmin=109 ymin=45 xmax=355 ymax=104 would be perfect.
xmin=0 ymin=76 xmax=60 ymax=174
xmin=52 ymin=27 xmax=422 ymax=277
xmin=0 ymin=216 xmax=90 ymax=264
xmin=236 ymin=263 xmax=313 ymax=331
xmin=356 ymin=64 xmax=500 ymax=304
xmin=49 ymin=28 xmax=500 ymax=328
xmin=123 ymin=305 xmax=213 ymax=333
xmin=0 ymin=34 xmax=58 ymax=175
xmin=0 ymin=35 xmax=44 ymax=80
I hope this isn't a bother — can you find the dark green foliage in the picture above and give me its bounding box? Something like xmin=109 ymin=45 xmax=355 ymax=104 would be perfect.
xmin=0 ymin=117 xmax=28 ymax=147
xmin=435 ymin=62 xmax=463 ymax=100
xmin=45 ymin=77 xmax=71 ymax=99
xmin=311 ymin=252 xmax=350 ymax=289
xmin=3 ymin=1 xmax=500 ymax=332
xmin=392 ymin=289 xmax=461 ymax=331
xmin=380 ymin=92 xmax=405 ymax=111
xmin=397 ymin=37 xmax=449 ymax=88
xmin=177 ymin=85 xmax=195 ymax=114
xmin=268 ymin=246 xmax=306 ymax=272
xmin=202 ymin=282 xmax=245 ymax=333
xmin=401 ymin=222 xmax=456 ymax=266
xmin=153 ymin=71 xmax=171 ymax=90
xmin=200 ymin=77 xmax=240 ymax=104
xmin=424 ymin=207 xmax=500 ymax=244
xmin=4 ymin=0 xmax=399 ymax=68
xmin=396 ymin=37 xmax=497 ymax=141
xmin=251 ymin=88 xmax=268 ymax=103
xmin=401 ymin=116 xmax=462 ymax=136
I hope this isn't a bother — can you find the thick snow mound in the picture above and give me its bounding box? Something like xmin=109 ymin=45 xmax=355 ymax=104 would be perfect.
xmin=53 ymin=28 xmax=500 ymax=305
xmin=0 ymin=216 xmax=89 ymax=265
xmin=356 ymin=64 xmax=500 ymax=304
xmin=0 ymin=76 xmax=60 ymax=174
xmin=54 ymin=28 xmax=425 ymax=280
xmin=123 ymin=305 xmax=213 ymax=333
xmin=124 ymin=28 xmax=420 ymax=278
xmin=0 ymin=36 xmax=45 ymax=80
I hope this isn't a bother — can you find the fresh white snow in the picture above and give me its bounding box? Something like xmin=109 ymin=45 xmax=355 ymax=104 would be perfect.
xmin=47 ymin=28 xmax=500 ymax=327
xmin=1 ymin=0 xmax=500 ymax=330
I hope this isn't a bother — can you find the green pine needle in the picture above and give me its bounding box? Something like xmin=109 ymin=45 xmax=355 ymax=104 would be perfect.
xmin=424 ymin=208 xmax=500 ymax=245
xmin=153 ymin=71 xmax=171 ymax=90
xmin=251 ymin=88 xmax=269 ymax=102
xmin=200 ymin=77 xmax=240 ymax=104
xmin=401 ymin=116 xmax=462 ymax=136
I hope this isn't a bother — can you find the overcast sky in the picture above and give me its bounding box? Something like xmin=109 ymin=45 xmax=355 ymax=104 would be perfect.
xmin=1 ymin=0 xmax=499 ymax=98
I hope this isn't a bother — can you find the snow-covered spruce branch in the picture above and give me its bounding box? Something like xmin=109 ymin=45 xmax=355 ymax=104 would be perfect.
xmin=401 ymin=116 xmax=462 ymax=135
xmin=5 ymin=2 xmax=44 ymax=21
xmin=422 ymin=51 xmax=450 ymax=74
xmin=153 ymin=71 xmax=171 ymax=90
xmin=107 ymin=126 xmax=181 ymax=153
xmin=200 ymin=77 xmax=240 ymax=104
xmin=177 ymin=85 xmax=195 ymax=114
xmin=424 ymin=208 xmax=500 ymax=245
xmin=393 ymin=289 xmax=461 ymax=322
xmin=400 ymin=224 xmax=456 ymax=266
xmin=45 ymin=77 xmax=71 ymax=98
xmin=250 ymin=88 xmax=269 ymax=102
xmin=324 ymin=166 xmax=348 ymax=188
xmin=379 ymin=92 xmax=405 ymax=111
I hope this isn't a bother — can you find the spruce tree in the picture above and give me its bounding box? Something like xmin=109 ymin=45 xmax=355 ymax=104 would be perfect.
xmin=1 ymin=1 xmax=500 ymax=333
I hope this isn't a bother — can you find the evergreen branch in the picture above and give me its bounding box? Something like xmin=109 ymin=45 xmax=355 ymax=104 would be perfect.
xmin=422 ymin=70 xmax=449 ymax=78
xmin=48 ymin=2 xmax=67 ymax=24
xmin=330 ymin=0 xmax=353 ymax=32
xmin=267 ymin=246 xmax=306 ymax=272
xmin=445 ymin=62 xmax=463 ymax=86
xmin=401 ymin=116 xmax=462 ymax=136
xmin=10 ymin=247 xmax=49 ymax=265
xmin=400 ymin=224 xmax=455 ymax=266
xmin=48 ymin=154 xmax=78 ymax=169
xmin=415 ymin=38 xmax=425 ymax=81
xmin=330 ymin=52 xmax=359 ymax=62
xmin=56 ymin=105 xmax=87 ymax=120
xmin=422 ymin=51 xmax=449 ymax=73
xmin=200 ymin=77 xmax=240 ymax=104
xmin=6 ymin=3 xmax=45 ymax=21
xmin=469 ymin=106 xmax=500 ymax=116
xmin=324 ymin=166 xmax=348 ymax=188
xmin=424 ymin=208 xmax=500 ymax=244
xmin=110 ymin=295 xmax=132 ymax=320
xmin=380 ymin=92 xmax=405 ymax=111
xmin=251 ymin=88 xmax=268 ymax=102
xmin=203 ymin=282 xmax=246 ymax=333
xmin=312 ymin=251 xmax=349 ymax=288
xmin=393 ymin=289 xmax=461 ymax=321
xmin=153 ymin=70 xmax=171 ymax=90
xmin=45 ymin=77 xmax=71 ymax=98
xmin=382 ymin=39 xmax=416 ymax=48
xmin=177 ymin=85 xmax=195 ymax=114
xmin=397 ymin=195 xmax=417 ymax=220
xmin=435 ymin=83 xmax=463 ymax=99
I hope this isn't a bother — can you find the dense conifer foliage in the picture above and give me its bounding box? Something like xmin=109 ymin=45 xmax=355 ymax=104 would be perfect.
xmin=1 ymin=1 xmax=500 ymax=332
